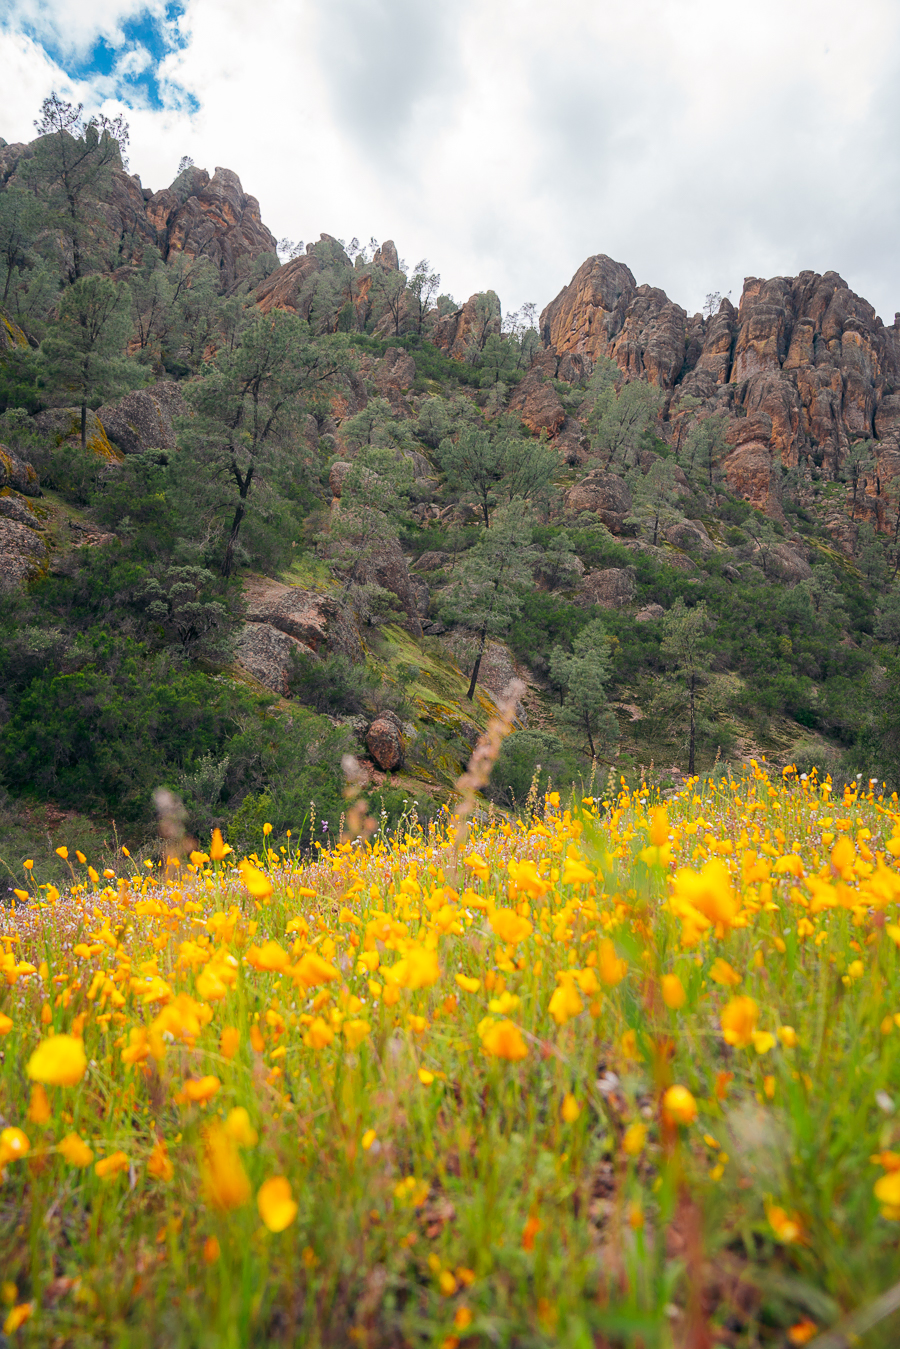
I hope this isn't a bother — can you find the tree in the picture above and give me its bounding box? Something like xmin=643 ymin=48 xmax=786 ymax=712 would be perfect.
xmin=625 ymin=457 xmax=684 ymax=545
xmin=802 ymin=565 xmax=848 ymax=628
xmin=439 ymin=424 xmax=556 ymax=527
xmin=441 ymin=500 xmax=538 ymax=699
xmin=340 ymin=397 xmax=418 ymax=455
xmin=25 ymin=93 xmax=129 ymax=282
xmin=407 ymin=259 xmax=440 ymax=335
xmin=661 ymin=599 xmax=712 ymax=775
xmin=856 ymin=522 xmax=887 ymax=585
xmin=742 ymin=511 xmax=780 ymax=577
xmin=550 ymin=619 xmax=619 ymax=759
xmin=682 ymin=411 xmax=730 ymax=490
xmin=137 ymin=566 xmax=239 ymax=658
xmin=0 ymin=187 xmax=42 ymax=305
xmin=535 ymin=530 xmax=583 ymax=590
xmin=368 ymin=261 xmax=408 ymax=337
xmin=463 ymin=291 xmax=501 ymax=358
xmin=875 ymin=587 xmax=900 ymax=650
xmin=178 ymin=311 xmax=352 ymax=577
xmin=320 ymin=446 xmax=413 ymax=623
xmin=40 ymin=275 xmax=138 ymax=447
xmin=843 ymin=441 xmax=875 ymax=511
xmin=587 ymin=370 xmax=662 ymax=470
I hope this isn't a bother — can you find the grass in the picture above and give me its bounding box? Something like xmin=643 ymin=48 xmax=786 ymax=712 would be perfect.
xmin=2 ymin=754 xmax=900 ymax=1347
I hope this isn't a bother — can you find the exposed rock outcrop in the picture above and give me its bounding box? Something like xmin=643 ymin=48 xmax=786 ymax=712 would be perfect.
xmin=242 ymin=576 xmax=335 ymax=651
xmin=507 ymin=366 xmax=567 ymax=436
xmin=32 ymin=409 xmax=120 ymax=461
xmin=0 ymin=516 xmax=48 ymax=589
xmin=366 ymin=712 xmax=404 ymax=771
xmin=97 ymin=382 xmax=186 ymax=455
xmin=147 ymin=166 xmax=277 ymax=291
xmin=580 ymin=567 xmax=636 ymax=608
xmin=431 ymin=291 xmax=502 ymax=360
xmin=1 ymin=140 xmax=277 ymax=295
xmin=0 ymin=443 xmax=40 ymax=496
xmin=565 ymin=470 xmax=632 ymax=532
xmin=541 ymin=254 xmax=900 ymax=533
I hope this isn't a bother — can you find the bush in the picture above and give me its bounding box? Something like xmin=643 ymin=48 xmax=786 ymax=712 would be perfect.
xmin=288 ymin=648 xmax=379 ymax=716
xmin=486 ymin=730 xmax=586 ymax=812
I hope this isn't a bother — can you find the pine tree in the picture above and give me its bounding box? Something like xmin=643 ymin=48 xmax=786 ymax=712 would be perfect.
xmin=661 ymin=599 xmax=712 ymax=775
xmin=178 ymin=311 xmax=352 ymax=576
xmin=441 ymin=501 xmax=537 ymax=699
xmin=25 ymin=93 xmax=129 ymax=282
xmin=549 ymin=619 xmax=619 ymax=759
xmin=625 ymin=457 xmax=684 ymax=545
xmin=40 ymin=275 xmax=138 ymax=447
xmin=439 ymin=425 xmax=556 ymax=527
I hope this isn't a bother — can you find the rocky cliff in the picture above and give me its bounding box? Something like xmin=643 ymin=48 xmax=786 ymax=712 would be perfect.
xmin=0 ymin=140 xmax=277 ymax=292
xmin=540 ymin=254 xmax=900 ymax=518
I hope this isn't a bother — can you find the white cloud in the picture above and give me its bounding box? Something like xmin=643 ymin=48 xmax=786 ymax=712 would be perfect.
xmin=3 ymin=0 xmax=900 ymax=323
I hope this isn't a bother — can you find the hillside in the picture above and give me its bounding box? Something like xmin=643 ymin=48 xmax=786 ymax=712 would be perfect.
xmin=2 ymin=99 xmax=900 ymax=876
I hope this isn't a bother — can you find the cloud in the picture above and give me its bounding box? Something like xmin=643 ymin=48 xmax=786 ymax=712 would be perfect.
xmin=2 ymin=0 xmax=900 ymax=323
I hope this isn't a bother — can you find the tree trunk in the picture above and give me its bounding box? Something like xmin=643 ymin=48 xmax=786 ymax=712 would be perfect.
xmin=688 ymin=671 xmax=696 ymax=776
xmin=80 ymin=400 xmax=87 ymax=450
xmin=222 ymin=500 xmax=245 ymax=578
xmin=466 ymin=626 xmax=488 ymax=701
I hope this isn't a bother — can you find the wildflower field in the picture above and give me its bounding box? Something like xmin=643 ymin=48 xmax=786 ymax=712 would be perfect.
xmin=3 ymin=759 xmax=900 ymax=1348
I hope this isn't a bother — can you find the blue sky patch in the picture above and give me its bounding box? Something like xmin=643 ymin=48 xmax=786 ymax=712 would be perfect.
xmin=27 ymin=3 xmax=197 ymax=113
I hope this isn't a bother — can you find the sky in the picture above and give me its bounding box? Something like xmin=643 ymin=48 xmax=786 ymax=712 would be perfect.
xmin=2 ymin=0 xmax=900 ymax=325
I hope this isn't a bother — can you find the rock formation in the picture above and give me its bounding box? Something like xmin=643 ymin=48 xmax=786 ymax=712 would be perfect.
xmin=366 ymin=712 xmax=404 ymax=771
xmin=541 ymin=254 xmax=900 ymax=530
xmin=1 ymin=140 xmax=277 ymax=294
xmin=97 ymin=382 xmax=186 ymax=456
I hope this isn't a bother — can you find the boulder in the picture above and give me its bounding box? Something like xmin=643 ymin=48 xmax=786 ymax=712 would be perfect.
xmin=664 ymin=519 xmax=714 ymax=554
xmin=565 ymin=470 xmax=632 ymax=531
xmin=413 ymin=551 xmax=450 ymax=572
xmin=329 ymin=460 xmax=353 ymax=498
xmin=366 ymin=713 xmax=403 ymax=771
xmin=97 ymin=381 xmax=186 ymax=455
xmin=506 ymin=366 xmax=567 ymax=436
xmin=0 ymin=494 xmax=39 ymax=526
xmin=635 ymin=603 xmax=665 ymax=622
xmin=242 ymin=576 xmax=334 ymax=651
xmin=580 ymin=567 xmax=636 ymax=608
xmin=354 ymin=536 xmax=424 ymax=636
xmin=32 ymin=408 xmax=119 ymax=460
xmin=0 ymin=443 xmax=40 ymax=496
xmin=235 ymin=622 xmax=306 ymax=696
xmin=0 ymin=517 xmax=48 ymax=589
xmin=770 ymin=543 xmax=813 ymax=582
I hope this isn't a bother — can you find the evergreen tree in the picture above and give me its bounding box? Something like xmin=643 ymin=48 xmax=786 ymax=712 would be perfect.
xmin=178 ymin=311 xmax=352 ymax=577
xmin=25 ymin=93 xmax=129 ymax=283
xmin=535 ymin=530 xmax=582 ymax=590
xmin=681 ymin=411 xmax=730 ymax=490
xmin=0 ymin=187 xmax=42 ymax=306
xmin=321 ymin=446 xmax=413 ymax=623
xmin=441 ymin=500 xmax=537 ymax=699
xmin=549 ymin=619 xmax=619 ymax=759
xmin=661 ymin=599 xmax=712 ymax=775
xmin=439 ymin=425 xmax=556 ymax=527
xmin=875 ymin=587 xmax=900 ymax=650
xmin=407 ymin=259 xmax=440 ymax=335
xmin=625 ymin=457 xmax=684 ymax=545
xmin=40 ymin=275 xmax=138 ymax=447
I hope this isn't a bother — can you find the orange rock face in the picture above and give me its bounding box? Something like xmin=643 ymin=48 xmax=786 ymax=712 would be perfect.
xmin=541 ymin=253 xmax=900 ymax=527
